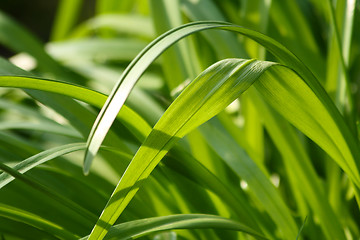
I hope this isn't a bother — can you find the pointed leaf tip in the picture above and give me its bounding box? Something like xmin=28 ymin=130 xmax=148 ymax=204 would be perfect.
xmin=83 ymin=149 xmax=94 ymax=175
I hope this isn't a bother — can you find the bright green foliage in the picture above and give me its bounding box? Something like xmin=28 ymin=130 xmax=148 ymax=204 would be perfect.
xmin=0 ymin=0 xmax=360 ymax=239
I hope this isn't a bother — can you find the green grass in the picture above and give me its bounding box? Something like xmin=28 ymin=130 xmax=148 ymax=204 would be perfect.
xmin=0 ymin=0 xmax=360 ymax=239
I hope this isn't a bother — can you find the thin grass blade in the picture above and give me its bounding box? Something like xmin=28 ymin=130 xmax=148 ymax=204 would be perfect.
xmin=0 ymin=203 xmax=78 ymax=240
xmin=81 ymin=214 xmax=267 ymax=240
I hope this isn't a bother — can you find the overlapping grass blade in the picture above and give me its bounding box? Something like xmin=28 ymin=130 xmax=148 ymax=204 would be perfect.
xmin=164 ymin=147 xmax=276 ymax=237
xmin=83 ymin=21 xmax=262 ymax=175
xmin=198 ymin=120 xmax=298 ymax=239
xmin=84 ymin=21 xmax=360 ymax=239
xmin=0 ymin=203 xmax=78 ymax=240
xmin=254 ymin=66 xmax=360 ymax=185
xmin=0 ymin=160 xmax=97 ymax=224
xmin=0 ymin=143 xmax=86 ymax=189
xmin=150 ymin=0 xmax=198 ymax=90
xmin=81 ymin=214 xmax=267 ymax=240
xmin=248 ymin=88 xmax=346 ymax=239
xmin=1 ymin=2 xmax=360 ymax=239
xmin=325 ymin=0 xmax=356 ymax=126
xmin=84 ymin=20 xmax=360 ymax=183
xmin=0 ymin=74 xmax=149 ymax=142
xmin=87 ymin=59 xmax=279 ymax=239
xmin=0 ymin=122 xmax=81 ymax=139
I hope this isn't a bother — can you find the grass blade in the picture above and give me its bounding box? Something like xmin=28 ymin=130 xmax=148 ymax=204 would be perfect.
xmin=51 ymin=0 xmax=83 ymax=41
xmin=81 ymin=214 xmax=267 ymax=240
xmin=83 ymin=21 xmax=276 ymax=175
xmin=198 ymin=121 xmax=298 ymax=239
xmin=0 ymin=203 xmax=78 ymax=240
xmin=0 ymin=74 xmax=150 ymax=142
xmin=87 ymin=59 xmax=277 ymax=239
xmin=0 ymin=143 xmax=86 ymax=189
xmin=85 ymin=20 xmax=357 ymax=175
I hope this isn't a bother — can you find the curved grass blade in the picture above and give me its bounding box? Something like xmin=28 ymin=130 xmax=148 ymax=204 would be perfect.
xmin=84 ymin=20 xmax=360 ymax=184
xmin=0 ymin=122 xmax=82 ymax=139
xmin=0 ymin=75 xmax=149 ymax=142
xmin=81 ymin=214 xmax=267 ymax=240
xmin=83 ymin=22 xmax=247 ymax=174
xmin=32 ymin=19 xmax=357 ymax=238
xmin=0 ymin=203 xmax=78 ymax=240
xmin=180 ymin=1 xmax=247 ymax=58
xmin=0 ymin=143 xmax=86 ymax=189
xmin=253 ymin=66 xmax=360 ymax=185
xmin=88 ymin=59 xmax=283 ymax=239
xmin=0 ymin=161 xmax=97 ymax=224
xmin=89 ymin=56 xmax=360 ymax=239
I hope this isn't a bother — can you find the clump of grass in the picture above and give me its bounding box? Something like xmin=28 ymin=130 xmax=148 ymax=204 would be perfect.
xmin=0 ymin=0 xmax=359 ymax=239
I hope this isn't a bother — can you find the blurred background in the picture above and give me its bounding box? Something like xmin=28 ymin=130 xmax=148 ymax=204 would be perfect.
xmin=0 ymin=0 xmax=95 ymax=57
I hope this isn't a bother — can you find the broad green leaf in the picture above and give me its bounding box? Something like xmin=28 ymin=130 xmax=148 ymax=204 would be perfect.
xmin=0 ymin=203 xmax=78 ymax=240
xmin=81 ymin=214 xmax=267 ymax=240
xmin=186 ymin=130 xmax=229 ymax=182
